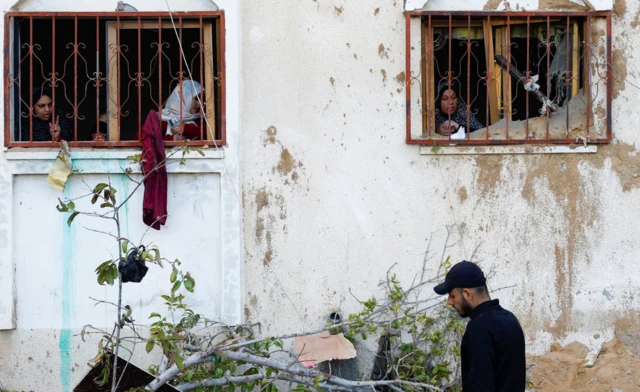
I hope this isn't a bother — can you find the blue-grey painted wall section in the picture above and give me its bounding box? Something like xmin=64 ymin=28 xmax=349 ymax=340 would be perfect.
xmin=59 ymin=182 xmax=76 ymax=391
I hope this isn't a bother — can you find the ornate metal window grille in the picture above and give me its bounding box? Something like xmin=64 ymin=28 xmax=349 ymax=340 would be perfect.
xmin=404 ymin=11 xmax=612 ymax=145
xmin=4 ymin=12 xmax=226 ymax=147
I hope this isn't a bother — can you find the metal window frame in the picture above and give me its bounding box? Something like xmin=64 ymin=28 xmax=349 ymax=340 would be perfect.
xmin=3 ymin=11 xmax=227 ymax=148
xmin=404 ymin=10 xmax=613 ymax=146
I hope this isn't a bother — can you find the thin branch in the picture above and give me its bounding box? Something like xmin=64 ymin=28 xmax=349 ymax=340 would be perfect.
xmin=469 ymin=242 xmax=482 ymax=263
xmin=114 ymin=149 xmax=183 ymax=215
xmin=139 ymin=214 xmax=169 ymax=245
xmin=89 ymin=297 xmax=125 ymax=310
xmin=420 ymin=232 xmax=435 ymax=283
xmin=111 ymin=207 xmax=124 ymax=392
xmin=82 ymin=226 xmax=119 ymax=240
xmin=176 ymin=374 xmax=266 ymax=391
xmin=114 ymin=343 xmax=136 ymax=391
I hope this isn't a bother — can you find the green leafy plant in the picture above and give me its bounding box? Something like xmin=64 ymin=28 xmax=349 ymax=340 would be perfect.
xmin=58 ymin=144 xmax=465 ymax=392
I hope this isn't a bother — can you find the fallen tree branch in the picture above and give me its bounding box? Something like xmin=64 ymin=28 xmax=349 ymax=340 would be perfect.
xmin=148 ymin=349 xmax=442 ymax=392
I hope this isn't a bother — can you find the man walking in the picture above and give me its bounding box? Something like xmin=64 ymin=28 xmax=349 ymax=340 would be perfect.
xmin=433 ymin=261 xmax=525 ymax=391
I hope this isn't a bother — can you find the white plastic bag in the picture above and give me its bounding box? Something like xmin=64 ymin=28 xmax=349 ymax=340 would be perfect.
xmin=450 ymin=126 xmax=467 ymax=140
xmin=48 ymin=141 xmax=72 ymax=192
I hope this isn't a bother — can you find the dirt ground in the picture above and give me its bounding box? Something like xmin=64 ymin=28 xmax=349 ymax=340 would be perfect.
xmin=528 ymin=337 xmax=640 ymax=392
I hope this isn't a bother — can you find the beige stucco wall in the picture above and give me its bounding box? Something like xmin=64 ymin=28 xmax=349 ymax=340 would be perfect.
xmin=241 ymin=0 xmax=640 ymax=361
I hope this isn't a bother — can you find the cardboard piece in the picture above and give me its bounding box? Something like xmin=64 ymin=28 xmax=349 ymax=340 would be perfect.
xmin=293 ymin=331 xmax=357 ymax=368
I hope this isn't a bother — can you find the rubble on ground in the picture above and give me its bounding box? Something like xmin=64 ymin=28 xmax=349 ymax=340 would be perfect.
xmin=526 ymin=337 xmax=640 ymax=392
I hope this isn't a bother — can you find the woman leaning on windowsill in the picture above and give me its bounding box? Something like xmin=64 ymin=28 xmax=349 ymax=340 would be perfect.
xmin=131 ymin=80 xmax=208 ymax=142
xmin=161 ymin=80 xmax=207 ymax=142
xmin=434 ymin=80 xmax=483 ymax=137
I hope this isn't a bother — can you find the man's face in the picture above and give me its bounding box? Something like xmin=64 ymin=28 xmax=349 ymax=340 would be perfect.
xmin=34 ymin=95 xmax=52 ymax=121
xmin=447 ymin=288 xmax=474 ymax=318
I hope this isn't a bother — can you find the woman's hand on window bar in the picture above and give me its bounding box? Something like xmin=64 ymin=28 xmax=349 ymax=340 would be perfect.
xmin=437 ymin=120 xmax=459 ymax=136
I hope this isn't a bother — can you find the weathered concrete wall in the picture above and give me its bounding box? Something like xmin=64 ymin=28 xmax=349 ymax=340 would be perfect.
xmin=1 ymin=0 xmax=639 ymax=389
xmin=240 ymin=0 xmax=640 ymax=363
xmin=0 ymin=0 xmax=242 ymax=390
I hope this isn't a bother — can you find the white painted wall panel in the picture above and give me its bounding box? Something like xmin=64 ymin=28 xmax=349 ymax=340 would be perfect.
xmin=13 ymin=173 xmax=222 ymax=330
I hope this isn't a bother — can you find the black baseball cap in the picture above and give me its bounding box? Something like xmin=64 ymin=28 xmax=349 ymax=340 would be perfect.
xmin=433 ymin=261 xmax=486 ymax=295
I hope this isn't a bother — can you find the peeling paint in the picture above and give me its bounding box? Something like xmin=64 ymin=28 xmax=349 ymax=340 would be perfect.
xmin=263 ymin=126 xmax=277 ymax=146
xmin=613 ymin=0 xmax=626 ymax=18
xmin=474 ymin=142 xmax=640 ymax=338
xmin=458 ymin=186 xmax=468 ymax=203
xmin=255 ymin=217 xmax=265 ymax=241
xmin=538 ymin=0 xmax=589 ymax=10
xmin=474 ymin=156 xmax=504 ymax=197
xmin=394 ymin=72 xmax=405 ymax=85
xmin=549 ymin=244 xmax=572 ymax=336
xmin=611 ymin=46 xmax=629 ymax=101
xmin=483 ymin=0 xmax=502 ymax=10
xmin=277 ymin=149 xmax=296 ymax=176
xmin=264 ymin=231 xmax=273 ymax=265
xmin=256 ymin=189 xmax=270 ymax=213
xmin=378 ymin=43 xmax=389 ymax=59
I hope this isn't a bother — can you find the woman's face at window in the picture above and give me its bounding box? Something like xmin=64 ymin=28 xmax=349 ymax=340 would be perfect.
xmin=440 ymin=89 xmax=458 ymax=116
xmin=190 ymin=93 xmax=203 ymax=114
xmin=34 ymin=94 xmax=53 ymax=121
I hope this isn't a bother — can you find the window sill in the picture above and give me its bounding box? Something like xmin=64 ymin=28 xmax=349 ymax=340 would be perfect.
xmin=419 ymin=145 xmax=598 ymax=155
xmin=3 ymin=147 xmax=225 ymax=160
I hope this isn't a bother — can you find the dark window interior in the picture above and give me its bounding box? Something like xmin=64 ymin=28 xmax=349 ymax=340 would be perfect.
xmin=12 ymin=16 xmax=219 ymax=143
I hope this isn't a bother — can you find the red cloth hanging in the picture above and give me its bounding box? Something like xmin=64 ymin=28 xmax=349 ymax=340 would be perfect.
xmin=141 ymin=111 xmax=168 ymax=230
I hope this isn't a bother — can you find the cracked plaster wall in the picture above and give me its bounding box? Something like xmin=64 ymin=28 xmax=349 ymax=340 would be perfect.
xmin=241 ymin=0 xmax=640 ymax=364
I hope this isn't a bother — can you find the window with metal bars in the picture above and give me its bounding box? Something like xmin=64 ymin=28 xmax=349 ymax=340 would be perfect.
xmin=4 ymin=12 xmax=226 ymax=148
xmin=404 ymin=11 xmax=612 ymax=146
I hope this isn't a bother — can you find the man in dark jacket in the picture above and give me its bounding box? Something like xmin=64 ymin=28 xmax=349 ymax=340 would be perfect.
xmin=433 ymin=261 xmax=525 ymax=392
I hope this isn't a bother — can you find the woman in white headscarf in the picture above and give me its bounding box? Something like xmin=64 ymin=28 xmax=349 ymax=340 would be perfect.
xmin=161 ymin=80 xmax=204 ymax=141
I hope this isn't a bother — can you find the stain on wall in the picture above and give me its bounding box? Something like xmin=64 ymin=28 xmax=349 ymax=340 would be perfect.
xmin=263 ymin=126 xmax=278 ymax=146
xmin=458 ymin=186 xmax=468 ymax=203
xmin=59 ymin=185 xmax=76 ymax=392
xmin=538 ymin=0 xmax=589 ymax=10
xmin=241 ymin=0 xmax=640 ymax=360
xmin=378 ymin=43 xmax=389 ymax=59
xmin=483 ymin=0 xmax=502 ymax=10
xmin=474 ymin=141 xmax=640 ymax=338
xmin=277 ymin=149 xmax=296 ymax=176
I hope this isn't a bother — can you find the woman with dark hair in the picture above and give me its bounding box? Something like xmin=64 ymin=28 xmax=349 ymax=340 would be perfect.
xmin=20 ymin=87 xmax=73 ymax=142
xmin=435 ymin=80 xmax=483 ymax=136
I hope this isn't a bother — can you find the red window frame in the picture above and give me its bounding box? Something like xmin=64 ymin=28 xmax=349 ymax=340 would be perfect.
xmin=404 ymin=11 xmax=613 ymax=146
xmin=3 ymin=11 xmax=226 ymax=148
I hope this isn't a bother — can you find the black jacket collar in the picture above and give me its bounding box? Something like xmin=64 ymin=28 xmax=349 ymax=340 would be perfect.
xmin=469 ymin=299 xmax=500 ymax=320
